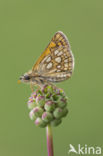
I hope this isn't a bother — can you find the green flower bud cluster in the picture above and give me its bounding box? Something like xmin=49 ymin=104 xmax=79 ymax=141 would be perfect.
xmin=28 ymin=85 xmax=69 ymax=128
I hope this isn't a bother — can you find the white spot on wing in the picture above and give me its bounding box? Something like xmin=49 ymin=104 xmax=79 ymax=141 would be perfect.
xmin=64 ymin=59 xmax=69 ymax=63
xmin=57 ymin=73 xmax=66 ymax=78
xmin=55 ymin=57 xmax=61 ymax=63
xmin=54 ymin=50 xmax=59 ymax=55
xmin=64 ymin=68 xmax=68 ymax=70
xmin=67 ymin=73 xmax=71 ymax=77
xmin=46 ymin=56 xmax=51 ymax=62
xmin=64 ymin=63 xmax=68 ymax=68
xmin=57 ymin=65 xmax=61 ymax=69
xmin=57 ymin=51 xmax=63 ymax=56
xmin=46 ymin=62 xmax=53 ymax=69
xmin=57 ymin=69 xmax=61 ymax=72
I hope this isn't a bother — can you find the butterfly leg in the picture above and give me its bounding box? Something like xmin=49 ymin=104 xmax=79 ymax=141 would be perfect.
xmin=30 ymin=81 xmax=41 ymax=92
xmin=30 ymin=82 xmax=34 ymax=92
xmin=48 ymin=82 xmax=56 ymax=88
xmin=41 ymin=80 xmax=55 ymax=88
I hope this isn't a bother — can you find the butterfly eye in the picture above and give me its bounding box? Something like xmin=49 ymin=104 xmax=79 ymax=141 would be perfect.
xmin=24 ymin=75 xmax=30 ymax=80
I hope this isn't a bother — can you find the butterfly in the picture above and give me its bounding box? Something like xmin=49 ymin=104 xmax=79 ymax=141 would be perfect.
xmin=19 ymin=31 xmax=74 ymax=88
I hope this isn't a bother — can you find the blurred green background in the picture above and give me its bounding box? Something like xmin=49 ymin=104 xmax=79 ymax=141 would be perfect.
xmin=0 ymin=0 xmax=103 ymax=156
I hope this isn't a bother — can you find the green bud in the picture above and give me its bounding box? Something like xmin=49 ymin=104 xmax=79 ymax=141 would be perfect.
xmin=42 ymin=112 xmax=53 ymax=123
xmin=31 ymin=91 xmax=37 ymax=98
xmin=62 ymin=107 xmax=68 ymax=117
xmin=29 ymin=110 xmax=36 ymax=121
xmin=53 ymin=107 xmax=63 ymax=119
xmin=35 ymin=117 xmax=47 ymax=128
xmin=27 ymin=101 xmax=36 ymax=109
xmin=32 ymin=107 xmax=43 ymax=117
xmin=41 ymin=85 xmax=48 ymax=94
xmin=37 ymin=89 xmax=43 ymax=95
xmin=57 ymin=98 xmax=67 ymax=108
xmin=59 ymin=89 xmax=65 ymax=97
xmin=44 ymin=100 xmax=55 ymax=112
xmin=52 ymin=94 xmax=59 ymax=101
xmin=45 ymin=92 xmax=51 ymax=99
xmin=55 ymin=88 xmax=61 ymax=95
xmin=59 ymin=88 xmax=64 ymax=94
xmin=51 ymin=119 xmax=62 ymax=127
xmin=36 ymin=96 xmax=45 ymax=107
xmin=47 ymin=85 xmax=53 ymax=94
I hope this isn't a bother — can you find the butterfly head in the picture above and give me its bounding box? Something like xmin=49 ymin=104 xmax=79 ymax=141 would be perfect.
xmin=19 ymin=74 xmax=31 ymax=83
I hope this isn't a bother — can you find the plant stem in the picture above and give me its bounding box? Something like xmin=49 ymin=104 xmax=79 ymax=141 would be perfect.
xmin=46 ymin=124 xmax=54 ymax=156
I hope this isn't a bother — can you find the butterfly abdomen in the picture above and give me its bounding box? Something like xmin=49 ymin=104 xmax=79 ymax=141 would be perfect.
xmin=40 ymin=72 xmax=72 ymax=83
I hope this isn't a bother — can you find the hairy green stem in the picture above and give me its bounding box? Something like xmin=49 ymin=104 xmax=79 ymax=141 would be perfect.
xmin=46 ymin=124 xmax=54 ymax=156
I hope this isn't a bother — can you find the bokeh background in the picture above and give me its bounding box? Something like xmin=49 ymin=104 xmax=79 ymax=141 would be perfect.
xmin=0 ymin=0 xmax=103 ymax=156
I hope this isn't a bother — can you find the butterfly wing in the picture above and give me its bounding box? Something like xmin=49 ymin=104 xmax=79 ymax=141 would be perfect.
xmin=32 ymin=31 xmax=74 ymax=82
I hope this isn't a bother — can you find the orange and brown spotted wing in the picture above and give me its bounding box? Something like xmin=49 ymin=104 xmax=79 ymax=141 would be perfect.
xmin=32 ymin=31 xmax=74 ymax=82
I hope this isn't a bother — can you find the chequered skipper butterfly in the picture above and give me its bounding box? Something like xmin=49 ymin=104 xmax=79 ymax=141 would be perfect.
xmin=19 ymin=31 xmax=74 ymax=88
